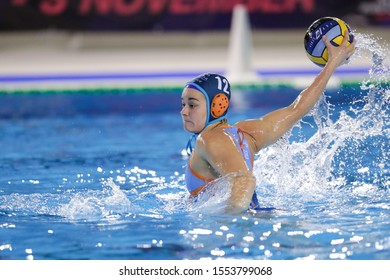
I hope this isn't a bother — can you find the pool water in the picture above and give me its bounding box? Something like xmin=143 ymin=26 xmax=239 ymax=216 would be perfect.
xmin=1 ymin=35 xmax=389 ymax=260
xmin=0 ymin=83 xmax=388 ymax=260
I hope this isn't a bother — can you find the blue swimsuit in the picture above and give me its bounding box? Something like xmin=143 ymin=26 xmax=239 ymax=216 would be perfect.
xmin=185 ymin=126 xmax=261 ymax=210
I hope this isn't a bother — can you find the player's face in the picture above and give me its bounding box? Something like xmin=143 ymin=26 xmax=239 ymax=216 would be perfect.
xmin=181 ymin=87 xmax=207 ymax=133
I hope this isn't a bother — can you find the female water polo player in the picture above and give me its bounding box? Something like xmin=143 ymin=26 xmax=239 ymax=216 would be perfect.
xmin=181 ymin=32 xmax=356 ymax=214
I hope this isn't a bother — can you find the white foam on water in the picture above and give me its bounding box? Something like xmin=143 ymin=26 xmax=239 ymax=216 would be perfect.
xmin=251 ymin=32 xmax=389 ymax=210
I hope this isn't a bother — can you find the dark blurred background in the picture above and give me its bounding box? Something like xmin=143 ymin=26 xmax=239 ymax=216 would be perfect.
xmin=0 ymin=0 xmax=388 ymax=31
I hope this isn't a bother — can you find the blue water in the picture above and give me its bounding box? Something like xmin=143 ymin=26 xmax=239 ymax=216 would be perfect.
xmin=0 ymin=34 xmax=389 ymax=260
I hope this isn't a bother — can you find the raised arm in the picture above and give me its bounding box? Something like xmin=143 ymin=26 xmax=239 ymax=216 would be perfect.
xmin=237 ymin=31 xmax=356 ymax=153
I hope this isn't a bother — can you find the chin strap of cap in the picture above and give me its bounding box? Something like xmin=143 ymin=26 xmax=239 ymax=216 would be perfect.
xmin=186 ymin=133 xmax=198 ymax=156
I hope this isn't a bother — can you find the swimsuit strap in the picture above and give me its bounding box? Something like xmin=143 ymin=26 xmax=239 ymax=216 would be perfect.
xmin=223 ymin=126 xmax=253 ymax=170
xmin=237 ymin=127 xmax=246 ymax=153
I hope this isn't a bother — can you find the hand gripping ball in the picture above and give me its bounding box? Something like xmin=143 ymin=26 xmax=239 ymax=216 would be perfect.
xmin=304 ymin=17 xmax=354 ymax=67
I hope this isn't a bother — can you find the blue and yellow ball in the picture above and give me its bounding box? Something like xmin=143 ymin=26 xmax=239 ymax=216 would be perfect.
xmin=304 ymin=17 xmax=354 ymax=67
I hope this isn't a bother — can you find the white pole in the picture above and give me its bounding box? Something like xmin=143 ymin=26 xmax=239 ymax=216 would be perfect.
xmin=226 ymin=4 xmax=259 ymax=84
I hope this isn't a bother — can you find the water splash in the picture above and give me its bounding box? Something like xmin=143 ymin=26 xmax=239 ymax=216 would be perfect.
xmin=253 ymin=32 xmax=389 ymax=209
xmin=0 ymin=179 xmax=133 ymax=221
xmin=57 ymin=178 xmax=133 ymax=220
xmin=186 ymin=175 xmax=234 ymax=214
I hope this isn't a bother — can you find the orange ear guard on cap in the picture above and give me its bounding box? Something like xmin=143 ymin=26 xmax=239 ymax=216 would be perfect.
xmin=211 ymin=93 xmax=229 ymax=118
